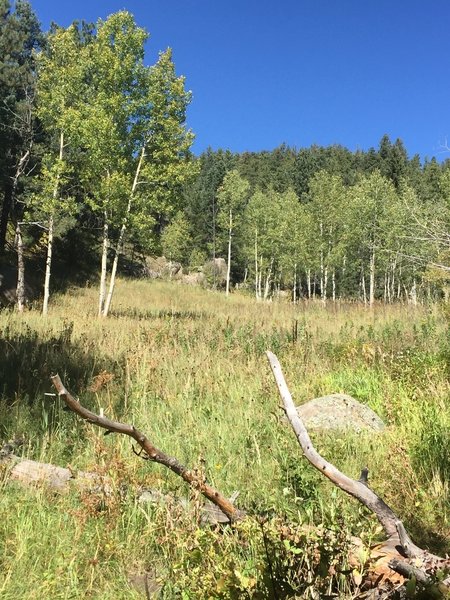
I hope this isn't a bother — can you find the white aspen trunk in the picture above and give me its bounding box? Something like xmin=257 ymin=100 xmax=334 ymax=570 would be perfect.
xmin=11 ymin=150 xmax=31 ymax=313
xmin=98 ymin=214 xmax=109 ymax=316
xmin=361 ymin=268 xmax=367 ymax=305
xmin=43 ymin=131 xmax=64 ymax=316
xmin=16 ymin=222 xmax=25 ymax=312
xmin=369 ymin=248 xmax=375 ymax=308
xmin=293 ymin=263 xmax=297 ymax=304
xmin=258 ymin=256 xmax=263 ymax=300
xmin=42 ymin=214 xmax=54 ymax=316
xmin=411 ymin=278 xmax=417 ymax=306
xmin=225 ymin=207 xmax=232 ymax=297
xmin=322 ymin=265 xmax=328 ymax=306
xmin=103 ymin=146 xmax=145 ymax=317
xmin=384 ymin=272 xmax=388 ymax=304
xmin=332 ymin=268 xmax=336 ymax=302
xmin=263 ymin=258 xmax=274 ymax=301
xmin=254 ymin=228 xmax=259 ymax=300
xmin=307 ymin=268 xmax=311 ymax=300
xmin=312 ymin=274 xmax=316 ymax=299
xmin=319 ymin=222 xmax=324 ymax=300
xmin=390 ymin=256 xmax=397 ymax=302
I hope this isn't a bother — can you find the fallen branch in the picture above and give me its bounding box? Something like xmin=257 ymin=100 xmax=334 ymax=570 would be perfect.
xmin=265 ymin=350 xmax=450 ymax=595
xmin=50 ymin=374 xmax=244 ymax=523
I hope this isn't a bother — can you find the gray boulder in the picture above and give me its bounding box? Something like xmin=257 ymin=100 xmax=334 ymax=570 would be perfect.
xmin=144 ymin=256 xmax=182 ymax=279
xmin=203 ymin=257 xmax=227 ymax=288
xmin=294 ymin=393 xmax=385 ymax=434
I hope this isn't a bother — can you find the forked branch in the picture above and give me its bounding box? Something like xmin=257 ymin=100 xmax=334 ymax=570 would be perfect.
xmin=50 ymin=374 xmax=244 ymax=522
xmin=265 ymin=351 xmax=424 ymax=557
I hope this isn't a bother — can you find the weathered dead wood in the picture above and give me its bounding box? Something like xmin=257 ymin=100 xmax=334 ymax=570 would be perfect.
xmin=50 ymin=374 xmax=244 ymax=523
xmin=266 ymin=350 xmax=450 ymax=596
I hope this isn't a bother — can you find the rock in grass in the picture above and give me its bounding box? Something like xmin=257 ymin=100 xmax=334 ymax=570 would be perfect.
xmin=294 ymin=393 xmax=385 ymax=433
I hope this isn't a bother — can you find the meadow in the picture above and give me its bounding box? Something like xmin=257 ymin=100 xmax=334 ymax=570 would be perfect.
xmin=0 ymin=279 xmax=449 ymax=599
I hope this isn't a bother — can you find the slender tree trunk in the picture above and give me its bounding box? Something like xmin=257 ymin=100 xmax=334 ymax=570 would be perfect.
xmin=225 ymin=208 xmax=232 ymax=297
xmin=258 ymin=256 xmax=263 ymax=300
xmin=263 ymin=258 xmax=274 ymax=301
xmin=212 ymin=195 xmax=216 ymax=261
xmin=341 ymin=255 xmax=346 ymax=299
xmin=11 ymin=149 xmax=31 ymax=312
xmin=411 ymin=278 xmax=417 ymax=306
xmin=322 ymin=265 xmax=328 ymax=306
xmin=361 ymin=267 xmax=367 ymax=305
xmin=307 ymin=268 xmax=311 ymax=300
xmin=332 ymin=268 xmax=336 ymax=302
xmin=103 ymin=145 xmax=146 ymax=317
xmin=254 ymin=228 xmax=259 ymax=300
xmin=15 ymin=222 xmax=25 ymax=312
xmin=98 ymin=213 xmax=109 ymax=316
xmin=369 ymin=248 xmax=375 ymax=307
xmin=42 ymin=132 xmax=64 ymax=316
xmin=293 ymin=263 xmax=297 ymax=304
xmin=319 ymin=222 xmax=324 ymax=302
xmin=0 ymin=182 xmax=13 ymax=254
xmin=42 ymin=214 xmax=54 ymax=316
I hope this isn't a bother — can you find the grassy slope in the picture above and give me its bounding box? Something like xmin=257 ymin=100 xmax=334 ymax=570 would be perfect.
xmin=0 ymin=280 xmax=449 ymax=598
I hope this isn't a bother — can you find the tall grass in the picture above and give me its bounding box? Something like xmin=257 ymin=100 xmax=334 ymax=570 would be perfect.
xmin=0 ymin=280 xmax=449 ymax=597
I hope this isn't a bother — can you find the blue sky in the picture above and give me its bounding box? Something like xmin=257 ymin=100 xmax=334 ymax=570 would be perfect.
xmin=29 ymin=0 xmax=450 ymax=160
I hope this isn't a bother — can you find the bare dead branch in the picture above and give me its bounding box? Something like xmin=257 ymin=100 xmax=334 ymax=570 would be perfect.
xmin=388 ymin=559 xmax=429 ymax=585
xmin=265 ymin=351 xmax=423 ymax=555
xmin=50 ymin=374 xmax=244 ymax=523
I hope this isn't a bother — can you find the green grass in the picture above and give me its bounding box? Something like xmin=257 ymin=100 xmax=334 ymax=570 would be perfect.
xmin=1 ymin=280 xmax=449 ymax=597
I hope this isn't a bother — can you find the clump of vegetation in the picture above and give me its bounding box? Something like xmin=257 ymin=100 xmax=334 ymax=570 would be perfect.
xmin=0 ymin=280 xmax=449 ymax=598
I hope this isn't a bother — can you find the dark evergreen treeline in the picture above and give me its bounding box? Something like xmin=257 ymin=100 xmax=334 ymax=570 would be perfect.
xmin=1 ymin=1 xmax=450 ymax=310
xmin=176 ymin=140 xmax=450 ymax=304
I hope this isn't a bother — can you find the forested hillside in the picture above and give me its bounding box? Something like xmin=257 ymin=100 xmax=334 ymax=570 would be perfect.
xmin=1 ymin=1 xmax=450 ymax=314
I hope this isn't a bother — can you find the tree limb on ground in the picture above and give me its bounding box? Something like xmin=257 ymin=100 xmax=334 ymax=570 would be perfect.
xmin=50 ymin=374 xmax=244 ymax=523
xmin=266 ymin=350 xmax=450 ymax=597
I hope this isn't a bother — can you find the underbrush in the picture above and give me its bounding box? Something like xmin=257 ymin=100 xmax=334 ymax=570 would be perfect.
xmin=0 ymin=281 xmax=449 ymax=597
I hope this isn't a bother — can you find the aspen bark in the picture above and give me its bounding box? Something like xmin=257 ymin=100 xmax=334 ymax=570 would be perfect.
xmin=293 ymin=263 xmax=297 ymax=304
xmin=43 ymin=131 xmax=64 ymax=316
xmin=361 ymin=267 xmax=367 ymax=305
xmin=369 ymin=248 xmax=375 ymax=307
xmin=254 ymin=228 xmax=259 ymax=300
xmin=332 ymin=268 xmax=336 ymax=302
xmin=103 ymin=145 xmax=145 ymax=317
xmin=98 ymin=214 xmax=109 ymax=316
xmin=15 ymin=222 xmax=25 ymax=312
xmin=42 ymin=215 xmax=54 ymax=316
xmin=225 ymin=208 xmax=232 ymax=297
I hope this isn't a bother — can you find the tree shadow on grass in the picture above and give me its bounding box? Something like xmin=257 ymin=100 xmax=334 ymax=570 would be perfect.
xmin=0 ymin=321 xmax=121 ymax=440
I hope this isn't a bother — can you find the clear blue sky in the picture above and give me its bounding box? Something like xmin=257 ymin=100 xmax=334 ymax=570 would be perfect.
xmin=28 ymin=0 xmax=450 ymax=160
